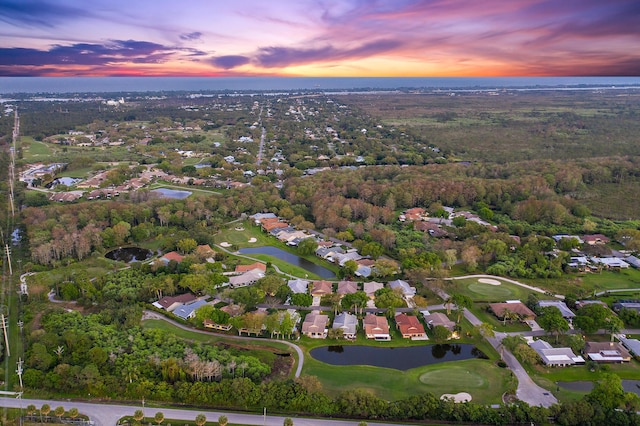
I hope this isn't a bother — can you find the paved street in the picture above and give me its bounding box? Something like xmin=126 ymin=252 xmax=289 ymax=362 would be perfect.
xmin=0 ymin=397 xmax=405 ymax=426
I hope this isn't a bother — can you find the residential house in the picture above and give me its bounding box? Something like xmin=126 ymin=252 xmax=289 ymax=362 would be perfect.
xmin=489 ymin=301 xmax=537 ymax=321
xmin=422 ymin=311 xmax=456 ymax=331
xmin=575 ymin=300 xmax=609 ymax=310
xmin=160 ymin=251 xmax=184 ymax=264
xmin=583 ymin=234 xmax=610 ymax=245
xmin=288 ymin=278 xmax=309 ymax=294
xmin=414 ymin=221 xmax=448 ymax=238
xmin=337 ymin=281 xmax=358 ymax=296
xmin=235 ymin=262 xmax=267 ymax=274
xmin=399 ymin=207 xmax=426 ymax=222
xmin=152 ymin=293 xmax=197 ymax=312
xmin=591 ymin=257 xmax=629 ymax=269
xmin=363 ymin=314 xmax=391 ymax=341
xmin=315 ymin=246 xmax=345 ymax=262
xmin=613 ymin=300 xmax=640 ymax=313
xmin=620 ymin=336 xmax=640 ymax=357
xmin=388 ymin=279 xmax=416 ymax=298
xmin=538 ymin=300 xmax=575 ymax=321
xmin=228 ymin=269 xmax=265 ymax=288
xmin=395 ymin=313 xmax=427 ymax=340
xmin=333 ymin=312 xmax=358 ymax=339
xmin=583 ymin=341 xmax=631 ymax=363
xmin=333 ymin=250 xmax=363 ymax=266
xmin=364 ymin=281 xmax=384 ymax=299
xmin=624 ymin=255 xmax=640 ymax=269
xmin=203 ymin=319 xmax=233 ymax=331
xmin=355 ymin=265 xmax=372 ymax=278
xmin=173 ymin=299 xmax=208 ymax=320
xmin=529 ymin=340 xmax=584 ymax=367
xmin=301 ymin=312 xmax=329 ymax=338
xmin=311 ymin=280 xmax=333 ymax=297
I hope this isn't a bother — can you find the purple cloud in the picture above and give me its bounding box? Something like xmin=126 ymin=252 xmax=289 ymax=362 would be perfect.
xmin=0 ymin=40 xmax=182 ymax=68
xmin=180 ymin=32 xmax=202 ymax=41
xmin=254 ymin=39 xmax=402 ymax=68
xmin=212 ymin=55 xmax=251 ymax=69
xmin=0 ymin=0 xmax=93 ymax=27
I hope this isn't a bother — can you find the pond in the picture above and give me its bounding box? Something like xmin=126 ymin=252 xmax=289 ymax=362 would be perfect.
xmin=239 ymin=246 xmax=335 ymax=278
xmin=310 ymin=344 xmax=487 ymax=370
xmin=151 ymin=188 xmax=192 ymax=199
xmin=105 ymin=247 xmax=153 ymax=263
xmin=558 ymin=380 xmax=640 ymax=396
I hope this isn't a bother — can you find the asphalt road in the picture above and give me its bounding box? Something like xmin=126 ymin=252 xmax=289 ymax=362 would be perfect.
xmin=0 ymin=397 xmax=402 ymax=426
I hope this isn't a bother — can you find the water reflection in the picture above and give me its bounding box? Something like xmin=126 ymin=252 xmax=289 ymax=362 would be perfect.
xmin=311 ymin=344 xmax=486 ymax=370
xmin=239 ymin=246 xmax=335 ymax=278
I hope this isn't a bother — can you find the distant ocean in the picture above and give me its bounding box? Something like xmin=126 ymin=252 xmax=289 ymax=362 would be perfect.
xmin=1 ymin=76 xmax=640 ymax=94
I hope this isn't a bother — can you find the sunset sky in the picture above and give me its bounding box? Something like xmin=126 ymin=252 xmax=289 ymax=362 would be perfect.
xmin=1 ymin=0 xmax=639 ymax=77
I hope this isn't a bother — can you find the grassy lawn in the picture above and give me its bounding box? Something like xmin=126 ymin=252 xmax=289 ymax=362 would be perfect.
xmin=447 ymin=277 xmax=551 ymax=302
xmin=467 ymin=305 xmax=531 ymax=333
xmin=21 ymin=137 xmax=54 ymax=161
xmin=303 ymin=357 xmax=511 ymax=404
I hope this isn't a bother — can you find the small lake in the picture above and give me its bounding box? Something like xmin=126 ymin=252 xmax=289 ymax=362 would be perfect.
xmin=151 ymin=188 xmax=192 ymax=199
xmin=558 ymin=380 xmax=640 ymax=396
xmin=310 ymin=344 xmax=487 ymax=370
xmin=105 ymin=247 xmax=153 ymax=263
xmin=238 ymin=246 xmax=335 ymax=278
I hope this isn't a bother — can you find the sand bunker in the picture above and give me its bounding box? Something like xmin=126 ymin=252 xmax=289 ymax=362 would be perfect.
xmin=220 ymin=242 xmax=232 ymax=248
xmin=441 ymin=392 xmax=472 ymax=403
xmin=235 ymin=227 xmax=245 ymax=231
xmin=248 ymin=238 xmax=257 ymax=243
xmin=478 ymin=278 xmax=501 ymax=286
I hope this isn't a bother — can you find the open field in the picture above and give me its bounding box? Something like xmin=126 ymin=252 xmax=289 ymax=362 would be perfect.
xmin=20 ymin=136 xmax=54 ymax=161
xmin=346 ymin=91 xmax=640 ymax=163
xmin=446 ymin=277 xmax=552 ymax=302
xmin=303 ymin=358 xmax=511 ymax=404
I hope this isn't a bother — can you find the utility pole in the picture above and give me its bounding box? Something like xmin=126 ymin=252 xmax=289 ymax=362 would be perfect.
xmin=16 ymin=358 xmax=23 ymax=389
xmin=5 ymin=245 xmax=12 ymax=276
xmin=1 ymin=314 xmax=10 ymax=357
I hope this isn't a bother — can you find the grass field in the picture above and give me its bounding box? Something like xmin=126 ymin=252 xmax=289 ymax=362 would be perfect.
xmin=303 ymin=358 xmax=511 ymax=404
xmin=21 ymin=137 xmax=55 ymax=161
xmin=447 ymin=277 xmax=550 ymax=302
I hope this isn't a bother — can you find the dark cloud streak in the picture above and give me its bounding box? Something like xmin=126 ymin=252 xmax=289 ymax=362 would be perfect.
xmin=0 ymin=0 xmax=93 ymax=27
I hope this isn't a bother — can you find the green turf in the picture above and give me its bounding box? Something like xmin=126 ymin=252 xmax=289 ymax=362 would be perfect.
xmin=467 ymin=282 xmax=514 ymax=299
xmin=303 ymin=358 xmax=510 ymax=404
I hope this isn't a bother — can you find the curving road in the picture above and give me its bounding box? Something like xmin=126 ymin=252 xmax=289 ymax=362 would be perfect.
xmin=142 ymin=310 xmax=304 ymax=378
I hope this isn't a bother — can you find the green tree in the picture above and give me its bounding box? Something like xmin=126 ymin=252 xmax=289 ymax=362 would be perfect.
xmin=26 ymin=404 xmax=36 ymax=417
xmin=604 ymin=315 xmax=624 ymax=341
xmin=587 ymin=373 xmax=625 ymax=412
xmin=283 ymin=418 xmax=294 ymax=426
xmin=361 ymin=241 xmax=384 ymax=259
xmin=537 ymin=306 xmax=569 ymax=343
xmin=218 ymin=414 xmax=228 ymax=426
xmin=256 ymin=275 xmax=284 ymax=296
xmin=290 ymin=292 xmax=313 ymax=307
xmin=195 ymin=413 xmax=207 ymax=426
xmin=133 ymin=409 xmax=144 ymax=422
xmin=297 ymin=237 xmax=318 ymax=256
xmin=177 ymin=238 xmax=198 ymax=254
xmin=68 ymin=407 xmax=79 ymax=420
xmin=452 ymin=293 xmax=472 ymax=323
xmin=40 ymin=403 xmax=50 ymax=422
xmin=54 ymin=406 xmax=65 ymax=421
xmin=432 ymin=325 xmax=451 ymax=342
xmin=154 ymin=411 xmax=164 ymax=425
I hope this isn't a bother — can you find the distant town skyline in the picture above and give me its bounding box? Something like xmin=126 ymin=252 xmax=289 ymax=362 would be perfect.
xmin=1 ymin=0 xmax=639 ymax=77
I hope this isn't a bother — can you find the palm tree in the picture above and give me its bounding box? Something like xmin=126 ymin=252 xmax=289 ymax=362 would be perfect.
xmin=26 ymin=404 xmax=36 ymax=419
xmin=283 ymin=418 xmax=294 ymax=426
xmin=154 ymin=411 xmax=164 ymax=425
xmin=218 ymin=415 xmax=228 ymax=426
xmin=68 ymin=408 xmax=79 ymax=420
xmin=358 ymin=422 xmax=369 ymax=426
xmin=195 ymin=413 xmax=207 ymax=426
xmin=133 ymin=409 xmax=144 ymax=423
xmin=54 ymin=406 xmax=65 ymax=421
xmin=40 ymin=403 xmax=50 ymax=422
